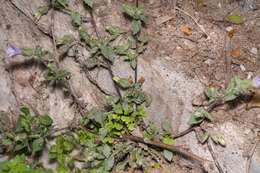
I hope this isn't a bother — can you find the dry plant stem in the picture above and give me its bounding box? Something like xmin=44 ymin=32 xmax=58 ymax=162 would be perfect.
xmin=51 ymin=9 xmax=87 ymax=116
xmin=70 ymin=48 xmax=112 ymax=96
xmin=225 ymin=36 xmax=232 ymax=87
xmin=173 ymin=127 xmax=195 ymax=139
xmin=9 ymin=0 xmax=86 ymax=116
xmin=90 ymin=9 xmax=100 ymax=38
xmin=246 ymin=139 xmax=259 ymax=173
xmin=207 ymin=139 xmax=225 ymax=173
xmin=6 ymin=69 xmax=21 ymax=107
xmin=134 ymin=0 xmax=139 ymax=83
xmin=51 ymin=9 xmax=59 ymax=67
xmin=8 ymin=0 xmax=53 ymax=38
xmin=89 ymin=8 xmax=122 ymax=98
xmin=174 ymin=6 xmax=210 ymax=38
xmin=108 ymin=66 xmax=122 ymax=98
xmin=123 ymin=135 xmax=211 ymax=171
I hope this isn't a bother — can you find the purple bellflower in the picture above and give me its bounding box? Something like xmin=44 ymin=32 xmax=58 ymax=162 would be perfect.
xmin=5 ymin=45 xmax=21 ymax=58
xmin=252 ymin=76 xmax=260 ymax=88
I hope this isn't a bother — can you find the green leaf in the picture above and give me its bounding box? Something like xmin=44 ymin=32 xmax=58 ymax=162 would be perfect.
xmin=162 ymin=135 xmax=174 ymax=145
xmin=188 ymin=108 xmax=213 ymax=126
xmin=196 ymin=131 xmax=209 ymax=144
xmin=57 ymin=165 xmax=69 ymax=173
xmin=123 ymin=52 xmax=137 ymax=61
xmin=52 ymin=0 xmax=69 ymax=10
xmin=0 ymin=155 xmax=48 ymax=173
xmin=39 ymin=115 xmax=53 ymax=127
xmin=113 ymin=77 xmax=132 ymax=89
xmin=78 ymin=27 xmax=99 ymax=48
xmin=105 ymin=96 xmax=120 ymax=106
xmin=20 ymin=106 xmax=30 ymax=117
xmin=34 ymin=6 xmax=49 ymax=21
xmin=49 ymin=136 xmax=74 ymax=159
xmin=22 ymin=46 xmax=47 ymax=59
xmin=16 ymin=107 xmax=31 ymax=132
xmin=203 ymin=111 xmax=213 ymax=122
xmin=83 ymin=0 xmax=93 ymax=8
xmin=137 ymin=35 xmax=149 ymax=44
xmin=63 ymin=139 xmax=74 ymax=152
xmin=102 ymin=144 xmax=112 ymax=158
xmin=211 ymin=134 xmax=226 ymax=147
xmin=1 ymin=138 xmax=13 ymax=146
xmin=162 ymin=150 xmax=173 ymax=162
xmin=79 ymin=26 xmax=90 ymax=42
xmin=136 ymin=7 xmax=147 ymax=23
xmin=44 ymin=63 xmax=70 ymax=83
xmin=122 ymin=4 xmax=136 ymax=19
xmin=105 ymin=25 xmax=125 ymax=37
xmin=143 ymin=122 xmax=159 ymax=141
xmin=188 ymin=114 xmax=204 ymax=126
xmin=22 ymin=48 xmax=34 ymax=57
xmin=100 ymin=44 xmax=116 ymax=63
xmin=125 ymin=89 xmax=146 ymax=105
xmin=34 ymin=46 xmax=48 ymax=59
xmin=104 ymin=156 xmax=114 ymax=171
xmin=224 ymin=76 xmax=251 ymax=101
xmin=132 ymin=20 xmax=141 ymax=35
xmin=88 ymin=108 xmax=106 ymax=126
xmin=114 ymin=43 xmax=130 ymax=55
xmin=32 ymin=137 xmax=44 ymax=153
xmin=74 ymin=130 xmax=96 ymax=146
xmin=115 ymin=159 xmax=128 ymax=171
xmin=14 ymin=133 xmax=28 ymax=151
xmin=113 ymin=104 xmax=123 ymax=114
xmin=57 ymin=35 xmax=75 ymax=46
xmin=122 ymin=102 xmax=134 ymax=115
xmin=71 ymin=12 xmax=82 ymax=27
xmin=226 ymin=15 xmax=243 ymax=25
xmin=122 ymin=4 xmax=147 ymax=22
xmin=205 ymin=87 xmax=221 ymax=103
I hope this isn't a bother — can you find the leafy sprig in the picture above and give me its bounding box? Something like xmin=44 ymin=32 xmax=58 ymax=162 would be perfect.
xmin=0 ymin=106 xmax=53 ymax=156
xmin=0 ymin=155 xmax=51 ymax=173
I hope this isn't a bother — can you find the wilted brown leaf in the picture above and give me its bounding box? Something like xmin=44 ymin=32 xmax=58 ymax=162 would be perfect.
xmin=229 ymin=48 xmax=241 ymax=58
xmin=138 ymin=76 xmax=145 ymax=84
xmin=180 ymin=26 xmax=192 ymax=36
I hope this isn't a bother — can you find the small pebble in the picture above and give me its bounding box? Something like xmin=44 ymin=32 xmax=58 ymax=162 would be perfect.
xmin=240 ymin=64 xmax=246 ymax=71
xmin=226 ymin=26 xmax=234 ymax=32
xmin=247 ymin=72 xmax=253 ymax=79
xmin=204 ymin=59 xmax=214 ymax=65
xmin=250 ymin=47 xmax=258 ymax=55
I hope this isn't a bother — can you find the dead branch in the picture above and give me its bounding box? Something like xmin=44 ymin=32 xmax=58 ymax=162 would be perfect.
xmin=207 ymin=138 xmax=225 ymax=173
xmin=122 ymin=134 xmax=213 ymax=172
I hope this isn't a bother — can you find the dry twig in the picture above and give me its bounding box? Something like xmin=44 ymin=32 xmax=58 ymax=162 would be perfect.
xmin=88 ymin=7 xmax=122 ymax=98
xmin=8 ymin=0 xmax=53 ymax=38
xmin=207 ymin=138 xmax=225 ymax=173
xmin=175 ymin=6 xmax=210 ymax=39
xmin=122 ymin=134 xmax=213 ymax=172
xmin=246 ymin=139 xmax=259 ymax=173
